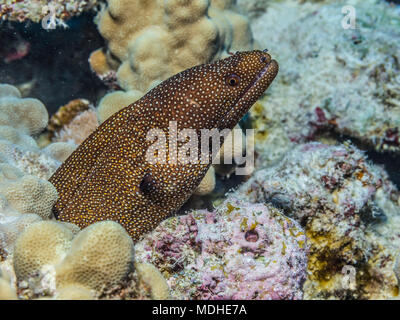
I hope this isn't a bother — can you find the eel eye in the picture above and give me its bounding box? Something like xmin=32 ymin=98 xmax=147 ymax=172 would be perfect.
xmin=226 ymin=74 xmax=240 ymax=87
xmin=260 ymin=56 xmax=267 ymax=63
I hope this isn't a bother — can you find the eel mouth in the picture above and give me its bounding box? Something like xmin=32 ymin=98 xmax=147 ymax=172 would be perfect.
xmin=247 ymin=58 xmax=279 ymax=94
xmin=233 ymin=56 xmax=279 ymax=110
xmin=222 ymin=57 xmax=279 ymax=126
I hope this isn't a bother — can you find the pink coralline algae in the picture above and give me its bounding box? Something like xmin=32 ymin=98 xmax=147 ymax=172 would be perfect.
xmin=135 ymin=199 xmax=308 ymax=300
xmin=235 ymin=142 xmax=400 ymax=299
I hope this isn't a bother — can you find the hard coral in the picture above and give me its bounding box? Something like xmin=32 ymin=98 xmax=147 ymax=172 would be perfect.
xmin=55 ymin=284 xmax=94 ymax=300
xmin=235 ymin=142 xmax=400 ymax=299
xmin=13 ymin=221 xmax=74 ymax=280
xmin=0 ymin=0 xmax=99 ymax=24
xmin=12 ymin=221 xmax=134 ymax=298
xmin=96 ymin=90 xmax=143 ymax=124
xmin=56 ymin=221 xmax=134 ymax=291
xmin=92 ymin=0 xmax=254 ymax=92
xmin=135 ymin=199 xmax=308 ymax=300
xmin=0 ymin=84 xmax=48 ymax=135
xmin=0 ymin=175 xmax=57 ymax=218
xmin=0 ymin=84 xmax=67 ymax=262
xmin=135 ymin=262 xmax=170 ymax=300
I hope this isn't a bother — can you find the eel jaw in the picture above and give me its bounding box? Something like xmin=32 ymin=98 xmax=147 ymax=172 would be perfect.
xmin=218 ymin=58 xmax=279 ymax=130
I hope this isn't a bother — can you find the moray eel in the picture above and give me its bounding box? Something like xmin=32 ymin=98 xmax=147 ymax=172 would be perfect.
xmin=49 ymin=50 xmax=278 ymax=240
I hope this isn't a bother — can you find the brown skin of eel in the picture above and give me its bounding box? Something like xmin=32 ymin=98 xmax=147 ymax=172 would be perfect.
xmin=49 ymin=50 xmax=279 ymax=241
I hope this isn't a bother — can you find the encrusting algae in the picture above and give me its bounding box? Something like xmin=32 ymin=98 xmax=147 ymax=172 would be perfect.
xmin=49 ymin=50 xmax=279 ymax=240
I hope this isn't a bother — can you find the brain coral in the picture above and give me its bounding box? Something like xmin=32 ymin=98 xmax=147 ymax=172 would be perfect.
xmin=92 ymin=0 xmax=254 ymax=92
xmin=135 ymin=199 xmax=308 ymax=300
xmin=235 ymin=142 xmax=400 ymax=299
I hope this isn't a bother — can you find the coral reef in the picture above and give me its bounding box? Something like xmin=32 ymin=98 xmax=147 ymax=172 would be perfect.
xmin=96 ymin=90 xmax=143 ymax=124
xmin=135 ymin=262 xmax=170 ymax=300
xmin=135 ymin=199 xmax=308 ymax=300
xmin=13 ymin=220 xmax=134 ymax=299
xmin=55 ymin=284 xmax=94 ymax=300
xmin=0 ymin=84 xmax=75 ymax=262
xmin=236 ymin=0 xmax=270 ymax=17
xmin=235 ymin=142 xmax=400 ymax=299
xmin=50 ymin=50 xmax=278 ymax=241
xmin=194 ymin=166 xmax=216 ymax=196
xmin=249 ymin=0 xmax=400 ymax=165
xmin=0 ymin=0 xmax=100 ymax=24
xmin=7 ymin=219 xmax=171 ymax=300
xmin=1 ymin=0 xmax=400 ymax=301
xmin=91 ymin=0 xmax=254 ymax=92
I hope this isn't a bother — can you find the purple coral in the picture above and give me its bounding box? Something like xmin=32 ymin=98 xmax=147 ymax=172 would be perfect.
xmin=135 ymin=199 xmax=308 ymax=300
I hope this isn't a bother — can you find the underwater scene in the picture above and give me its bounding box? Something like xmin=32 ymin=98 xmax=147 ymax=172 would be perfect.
xmin=0 ymin=0 xmax=399 ymax=301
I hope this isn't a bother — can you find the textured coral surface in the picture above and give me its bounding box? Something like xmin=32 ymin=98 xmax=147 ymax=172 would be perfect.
xmin=0 ymin=0 xmax=99 ymax=23
xmin=1 ymin=0 xmax=400 ymax=301
xmin=135 ymin=199 xmax=308 ymax=300
xmin=235 ymin=142 xmax=400 ymax=299
xmin=249 ymin=0 xmax=400 ymax=165
xmin=91 ymin=0 xmax=254 ymax=92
